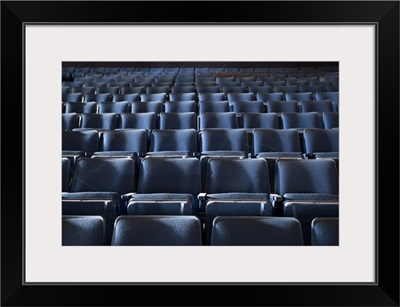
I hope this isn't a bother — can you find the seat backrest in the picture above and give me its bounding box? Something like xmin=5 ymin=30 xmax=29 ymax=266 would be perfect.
xmin=301 ymin=100 xmax=334 ymax=113
xmin=217 ymin=76 xmax=237 ymax=84
xmin=311 ymin=217 xmax=339 ymax=245
xmin=242 ymin=113 xmax=279 ymax=129
xmin=275 ymin=159 xmax=339 ymax=196
xmin=322 ymin=112 xmax=339 ymax=129
xmin=200 ymin=128 xmax=249 ymax=153
xmin=286 ymin=92 xmax=313 ymax=102
xmin=247 ymin=85 xmax=272 ymax=95
xmin=119 ymin=112 xmax=156 ymax=130
xmin=252 ymin=128 xmax=302 ymax=155
xmin=62 ymin=86 xmax=71 ymax=94
xmin=105 ymin=67 xmax=120 ymax=73
xmin=196 ymin=86 xmax=221 ymax=94
xmin=164 ymin=101 xmax=197 ymax=113
xmin=62 ymin=130 xmax=99 ymax=153
xmin=150 ymin=129 xmax=198 ymax=153
xmin=227 ymin=92 xmax=256 ymax=102
xmin=80 ymin=113 xmax=117 ymax=130
xmin=287 ymin=80 xmax=308 ymax=87
xmin=239 ymin=68 xmax=255 ymax=72
xmin=274 ymin=85 xmax=298 ymax=94
xmin=131 ymin=101 xmax=162 ymax=114
xmin=151 ymin=82 xmax=173 ymax=88
xmin=232 ymin=101 xmax=265 ymax=113
xmin=101 ymin=129 xmax=148 ymax=153
xmin=303 ymin=128 xmax=339 ymax=154
xmin=222 ymin=85 xmax=248 ymax=96
xmin=210 ymin=216 xmax=303 ymax=245
xmin=62 ymin=113 xmax=79 ymax=130
xmin=241 ymin=80 xmax=263 ymax=88
xmin=198 ymin=92 xmax=226 ymax=102
xmin=62 ymin=215 xmax=106 ymax=246
xmin=90 ymin=67 xmax=106 ymax=74
xmin=140 ymin=93 xmax=167 ymax=103
xmin=155 ymin=76 xmax=174 ymax=83
xmin=175 ymin=82 xmax=195 ymax=87
xmin=75 ymin=67 xmax=90 ymax=74
xmin=159 ymin=112 xmax=197 ymax=129
xmin=71 ymin=86 xmax=96 ymax=95
xmin=281 ymin=112 xmax=321 ymax=130
xmin=316 ymin=91 xmax=339 ymax=103
xmin=108 ymin=81 xmax=129 ymax=88
xmin=169 ymin=92 xmax=197 ymax=102
xmin=84 ymin=93 xmax=113 ymax=103
xmin=96 ymin=86 xmax=120 ymax=95
xmin=70 ymin=157 xmax=137 ymax=196
xmin=266 ymin=100 xmax=299 ymax=113
xmin=326 ymin=84 xmax=339 ymax=92
xmin=91 ymin=81 xmax=107 ymax=88
xmin=111 ymin=215 xmax=202 ymax=245
xmin=256 ymin=92 xmax=284 ymax=102
xmin=199 ymin=112 xmax=238 ymax=129
xmin=171 ymin=86 xmax=195 ymax=93
xmin=65 ymin=102 xmax=97 ymax=114
xmin=198 ymin=101 xmax=230 ymax=114
xmin=145 ymin=85 xmax=170 ymax=95
xmin=98 ymin=101 xmax=130 ymax=114
xmin=265 ymin=80 xmax=286 ymax=88
xmin=112 ymin=93 xmax=140 ymax=103
xmin=121 ymin=87 xmax=145 ymax=95
xmin=62 ymin=93 xmax=83 ymax=103
xmin=137 ymin=156 xmax=200 ymax=195
xmin=300 ymin=85 xmax=325 ymax=94
xmin=205 ymin=157 xmax=269 ymax=193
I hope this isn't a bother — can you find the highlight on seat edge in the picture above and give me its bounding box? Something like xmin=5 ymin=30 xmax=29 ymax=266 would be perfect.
xmin=62 ymin=61 xmax=339 ymax=246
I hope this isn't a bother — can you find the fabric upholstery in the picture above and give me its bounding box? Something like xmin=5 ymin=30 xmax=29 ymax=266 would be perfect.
xmin=211 ymin=216 xmax=303 ymax=245
xmin=111 ymin=216 xmax=202 ymax=245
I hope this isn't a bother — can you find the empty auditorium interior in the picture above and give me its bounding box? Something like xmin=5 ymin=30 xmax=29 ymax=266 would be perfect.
xmin=61 ymin=61 xmax=339 ymax=246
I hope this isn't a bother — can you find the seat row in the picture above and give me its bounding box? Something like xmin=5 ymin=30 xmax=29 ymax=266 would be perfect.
xmin=63 ymin=73 xmax=338 ymax=85
xmin=62 ymin=156 xmax=339 ymax=245
xmin=62 ymin=111 xmax=339 ymax=132
xmin=62 ymin=99 xmax=338 ymax=116
xmin=62 ymin=91 xmax=340 ymax=104
xmin=62 ymin=127 xmax=339 ymax=160
xmin=62 ymin=66 xmax=337 ymax=74
xmin=62 ymin=67 xmax=338 ymax=82
xmin=62 ymin=82 xmax=339 ymax=96
xmin=62 ymin=215 xmax=339 ymax=246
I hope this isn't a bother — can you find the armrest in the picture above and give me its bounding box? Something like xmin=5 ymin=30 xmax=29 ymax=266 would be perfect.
xmin=269 ymin=193 xmax=284 ymax=216
xmin=269 ymin=193 xmax=283 ymax=208
xmin=197 ymin=193 xmax=207 ymax=201
xmin=121 ymin=192 xmax=136 ymax=201
xmin=120 ymin=192 xmax=137 ymax=212
xmin=269 ymin=193 xmax=283 ymax=202
xmin=197 ymin=193 xmax=207 ymax=212
xmin=62 ymin=191 xmax=118 ymax=202
xmin=303 ymin=153 xmax=315 ymax=159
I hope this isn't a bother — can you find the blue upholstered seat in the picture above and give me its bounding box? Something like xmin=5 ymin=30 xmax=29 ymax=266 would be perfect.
xmin=111 ymin=215 xmax=202 ymax=246
xmin=210 ymin=216 xmax=303 ymax=246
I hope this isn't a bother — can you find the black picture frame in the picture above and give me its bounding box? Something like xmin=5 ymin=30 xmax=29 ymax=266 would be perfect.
xmin=1 ymin=1 xmax=399 ymax=306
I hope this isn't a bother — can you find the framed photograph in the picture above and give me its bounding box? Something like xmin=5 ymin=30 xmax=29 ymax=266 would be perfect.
xmin=2 ymin=1 xmax=399 ymax=306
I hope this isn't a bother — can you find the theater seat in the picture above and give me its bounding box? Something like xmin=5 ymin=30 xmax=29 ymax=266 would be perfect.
xmin=311 ymin=217 xmax=339 ymax=246
xmin=111 ymin=215 xmax=202 ymax=246
xmin=126 ymin=156 xmax=200 ymax=216
xmin=62 ymin=215 xmax=106 ymax=246
xmin=200 ymin=157 xmax=281 ymax=245
xmin=210 ymin=216 xmax=303 ymax=246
